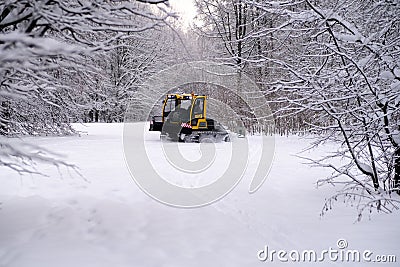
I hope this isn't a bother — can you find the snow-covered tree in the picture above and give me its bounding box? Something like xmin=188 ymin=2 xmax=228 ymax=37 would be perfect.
xmin=0 ymin=0 xmax=171 ymax=173
xmin=261 ymin=0 xmax=399 ymax=216
xmin=194 ymin=0 xmax=252 ymax=69
xmin=195 ymin=0 xmax=400 ymax=217
xmin=193 ymin=0 xmax=309 ymax=135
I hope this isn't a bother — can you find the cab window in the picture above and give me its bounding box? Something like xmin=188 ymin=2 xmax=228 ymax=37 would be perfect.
xmin=192 ymin=98 xmax=204 ymax=118
xmin=164 ymin=98 xmax=176 ymax=113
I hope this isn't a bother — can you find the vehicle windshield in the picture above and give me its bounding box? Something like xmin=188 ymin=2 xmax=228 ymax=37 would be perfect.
xmin=179 ymin=99 xmax=192 ymax=110
xmin=164 ymin=98 xmax=175 ymax=113
xmin=164 ymin=98 xmax=192 ymax=113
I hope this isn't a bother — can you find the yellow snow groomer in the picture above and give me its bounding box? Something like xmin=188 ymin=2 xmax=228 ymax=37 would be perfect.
xmin=149 ymin=93 xmax=230 ymax=142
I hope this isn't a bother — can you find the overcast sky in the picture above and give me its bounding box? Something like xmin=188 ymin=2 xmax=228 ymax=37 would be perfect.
xmin=169 ymin=0 xmax=197 ymax=28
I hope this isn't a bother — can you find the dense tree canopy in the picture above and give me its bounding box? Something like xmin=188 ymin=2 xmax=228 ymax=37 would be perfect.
xmin=1 ymin=0 xmax=399 ymax=216
xmin=194 ymin=0 xmax=400 ymax=216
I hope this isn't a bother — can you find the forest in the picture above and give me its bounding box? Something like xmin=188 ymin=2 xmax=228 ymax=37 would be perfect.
xmin=1 ymin=0 xmax=399 ymax=215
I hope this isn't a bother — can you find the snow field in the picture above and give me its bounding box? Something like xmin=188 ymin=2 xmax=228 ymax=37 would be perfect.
xmin=0 ymin=123 xmax=398 ymax=267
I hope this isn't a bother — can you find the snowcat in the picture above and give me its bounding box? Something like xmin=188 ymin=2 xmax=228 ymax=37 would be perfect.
xmin=149 ymin=93 xmax=230 ymax=142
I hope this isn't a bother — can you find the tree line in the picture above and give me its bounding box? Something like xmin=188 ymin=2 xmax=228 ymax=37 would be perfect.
xmin=194 ymin=0 xmax=400 ymax=217
xmin=1 ymin=0 xmax=399 ymax=217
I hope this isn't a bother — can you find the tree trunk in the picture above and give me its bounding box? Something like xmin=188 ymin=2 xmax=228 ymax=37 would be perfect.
xmin=394 ymin=147 xmax=400 ymax=194
xmin=0 ymin=101 xmax=10 ymax=136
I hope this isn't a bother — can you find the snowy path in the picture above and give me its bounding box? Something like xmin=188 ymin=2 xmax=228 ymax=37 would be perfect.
xmin=0 ymin=123 xmax=398 ymax=267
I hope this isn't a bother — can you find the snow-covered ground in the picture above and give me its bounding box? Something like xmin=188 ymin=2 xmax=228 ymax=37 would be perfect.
xmin=0 ymin=123 xmax=398 ymax=267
